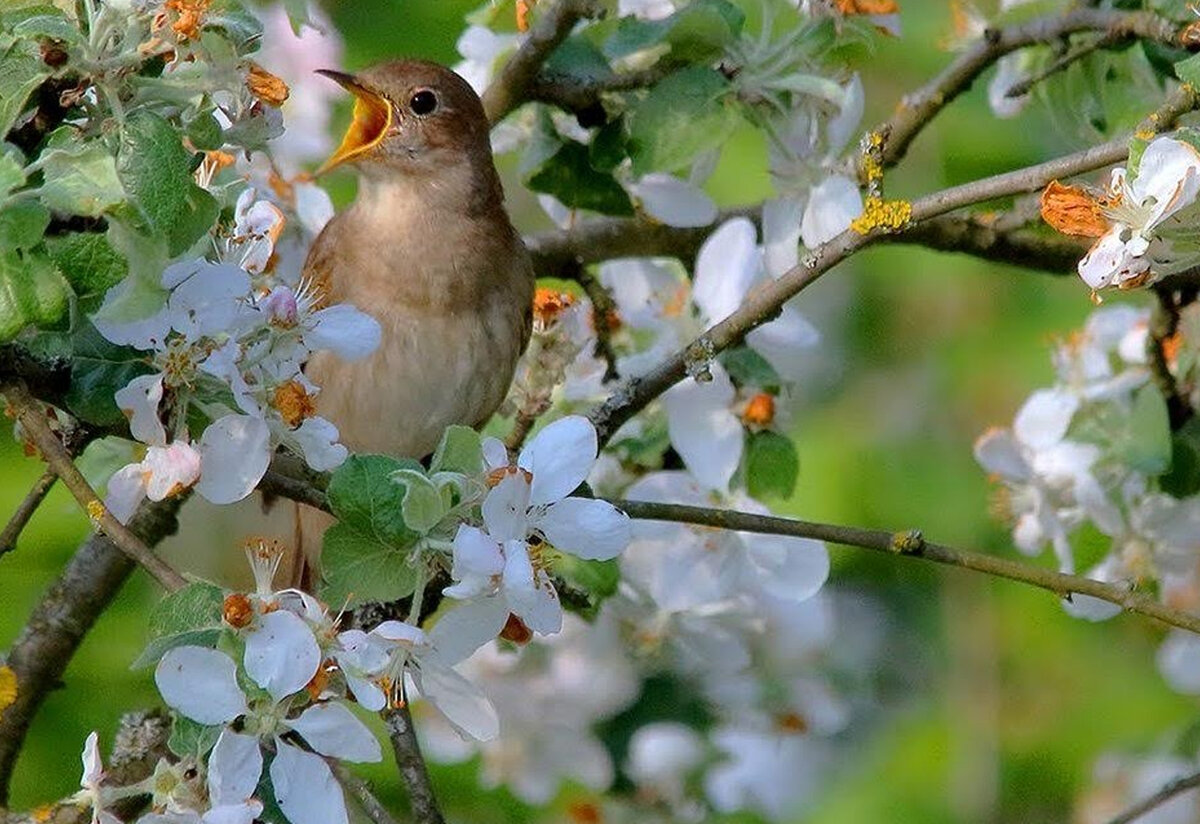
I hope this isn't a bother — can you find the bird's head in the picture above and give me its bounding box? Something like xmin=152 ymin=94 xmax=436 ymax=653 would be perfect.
xmin=315 ymin=60 xmax=493 ymax=182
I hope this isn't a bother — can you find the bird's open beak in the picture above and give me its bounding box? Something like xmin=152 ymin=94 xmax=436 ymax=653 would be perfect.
xmin=316 ymin=69 xmax=393 ymax=175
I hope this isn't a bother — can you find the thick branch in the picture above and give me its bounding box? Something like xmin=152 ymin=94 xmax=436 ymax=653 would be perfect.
xmin=526 ymin=67 xmax=666 ymax=116
xmin=1104 ymin=767 xmax=1200 ymax=824
xmin=482 ymin=0 xmax=605 ymax=125
xmin=0 ymin=499 xmax=182 ymax=804
xmin=610 ymin=499 xmax=1200 ymax=636
xmin=3 ymin=383 xmax=186 ymax=591
xmin=869 ymin=8 xmax=1183 ymax=172
xmin=583 ymin=85 xmax=1199 ymax=444
xmin=383 ymin=704 xmax=445 ymax=824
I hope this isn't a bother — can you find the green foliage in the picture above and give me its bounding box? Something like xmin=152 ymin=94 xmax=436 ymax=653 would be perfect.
xmin=552 ymin=554 xmax=619 ymax=614
xmin=38 ymin=138 xmax=125 ymax=218
xmin=392 ymin=468 xmax=448 ymax=534
xmin=1175 ymin=53 xmax=1200 ymax=88
xmin=45 ymin=232 xmax=128 ymax=297
xmin=745 ymin=429 xmax=800 ymax=500
xmin=0 ymin=248 xmax=70 ymax=341
xmin=167 ymin=715 xmax=223 ymax=759
xmin=0 ymin=32 xmax=49 ymax=140
xmin=627 ymin=66 xmax=740 ymax=175
xmin=431 ymin=425 xmax=484 ymax=475
xmin=525 ymin=134 xmax=635 ymax=215
xmin=321 ymin=454 xmax=423 ymax=607
xmin=1162 ymin=419 xmax=1200 ymax=498
xmin=604 ymin=0 xmax=744 ymax=63
xmin=149 ymin=581 xmax=226 ymax=637
xmin=719 ymin=346 xmax=781 ymax=392
xmin=0 ymin=201 xmax=49 ymax=250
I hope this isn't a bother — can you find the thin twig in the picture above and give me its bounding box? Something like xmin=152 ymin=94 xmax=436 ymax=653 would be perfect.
xmin=0 ymin=498 xmax=183 ymax=804
xmin=482 ymin=0 xmax=605 ymax=124
xmin=0 ymin=470 xmax=56 ymax=557
xmin=868 ymin=8 xmax=1182 ymax=172
xmin=609 ymin=499 xmax=1200 ymax=636
xmin=383 ymin=704 xmax=445 ymax=824
xmin=527 ymin=66 xmax=667 ymax=115
xmin=331 ymin=762 xmax=403 ymax=824
xmin=2 ymin=383 xmax=186 ymax=591
xmin=1104 ymin=768 xmax=1200 ymax=824
xmin=1002 ymin=32 xmax=1123 ymax=99
xmin=583 ymin=85 xmax=1199 ymax=445
xmin=574 ymin=265 xmax=621 ymax=382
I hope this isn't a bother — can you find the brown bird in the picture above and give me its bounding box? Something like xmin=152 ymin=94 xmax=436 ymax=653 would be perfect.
xmin=297 ymin=60 xmax=534 ymax=573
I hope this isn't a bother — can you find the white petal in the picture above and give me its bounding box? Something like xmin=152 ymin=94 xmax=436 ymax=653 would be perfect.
xmin=538 ymin=498 xmax=632 ymax=561
xmin=155 ymin=647 xmax=248 ymax=725
xmin=294 ymin=182 xmax=334 ymax=235
xmin=1131 ymin=138 xmax=1200 ymax=230
xmin=481 ymin=473 xmax=533 ymax=542
xmin=105 ymin=463 xmax=147 ymax=525
xmin=115 ymin=374 xmax=166 ymax=446
xmin=1078 ymin=231 xmax=1150 ymax=290
xmin=987 ymin=53 xmax=1030 ymax=119
xmin=745 ymin=303 xmax=820 ymax=382
xmin=195 ymin=415 xmax=271 ymax=505
xmin=208 ymin=730 xmax=263 ymax=805
xmin=427 ymin=598 xmax=510 ymax=666
xmin=693 ymin=218 xmax=760 ymax=325
xmin=1013 ymin=388 xmax=1078 ymax=450
xmin=292 ymin=417 xmax=348 ymax=471
xmin=826 ymin=73 xmax=863 ymax=153
xmin=481 ymin=437 xmax=509 ymax=470
xmin=502 ymin=541 xmax=562 ymax=634
xmin=288 ymin=703 xmax=382 ymax=763
xmin=80 ymin=731 xmax=102 ymax=786
xmin=243 ymin=610 xmax=321 ymax=701
xmin=199 ymin=340 xmax=257 ymax=417
xmin=142 ymin=443 xmax=202 ymax=500
xmin=307 ymin=304 xmax=382 ymax=361
xmin=413 ymin=658 xmax=499 ymax=741
xmin=1158 ymin=630 xmax=1200 ymax=695
xmin=372 ymin=619 xmax=432 ymax=648
xmin=269 ymin=741 xmax=348 ymax=824
xmin=517 ymin=415 xmax=598 ymax=506
xmin=663 ymin=365 xmax=741 ymax=492
xmin=344 ymin=673 xmax=386 ymax=712
xmin=629 ymin=174 xmax=717 ymax=228
xmin=973 ymin=429 xmax=1031 ymax=481
xmin=450 ymin=524 xmax=505 ymax=582
xmin=166 ymin=260 xmax=252 ymax=341
xmin=744 ymin=534 xmax=829 ymax=602
xmin=800 ymin=175 xmax=862 ymax=248
xmin=762 ymin=196 xmax=804 ymax=278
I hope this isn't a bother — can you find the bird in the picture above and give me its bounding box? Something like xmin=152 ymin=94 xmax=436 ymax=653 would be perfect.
xmin=296 ymin=60 xmax=535 ymax=578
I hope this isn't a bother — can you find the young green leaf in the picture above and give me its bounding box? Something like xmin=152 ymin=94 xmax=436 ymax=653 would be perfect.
xmin=431 ymin=424 xmax=484 ymax=475
xmin=320 ymin=522 xmax=420 ymax=608
xmin=392 ymin=468 xmax=447 ymax=534
xmin=627 ymin=67 xmax=739 ymax=175
xmin=745 ymin=430 xmax=800 ymax=500
xmin=39 ymin=141 xmax=125 ymax=217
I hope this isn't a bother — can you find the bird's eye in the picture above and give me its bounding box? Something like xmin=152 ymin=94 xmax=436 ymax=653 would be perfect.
xmin=409 ymin=89 xmax=438 ymax=116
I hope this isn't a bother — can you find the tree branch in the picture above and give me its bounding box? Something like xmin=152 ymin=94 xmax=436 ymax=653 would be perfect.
xmin=1103 ymin=767 xmax=1200 ymax=824
xmin=526 ymin=66 xmax=667 ymax=116
xmin=0 ymin=498 xmax=182 ymax=804
xmin=2 ymin=383 xmax=186 ymax=591
xmin=609 ymin=499 xmax=1200 ymax=636
xmin=482 ymin=0 xmax=605 ymax=125
xmin=583 ymin=84 xmax=1199 ymax=445
xmin=867 ymin=8 xmax=1184 ymax=173
xmin=0 ymin=471 xmax=56 ymax=558
xmin=383 ymin=704 xmax=444 ymax=824
xmin=331 ymin=762 xmax=403 ymax=824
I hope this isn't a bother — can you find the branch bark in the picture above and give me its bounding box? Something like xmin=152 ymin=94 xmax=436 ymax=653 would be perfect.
xmin=1104 ymin=767 xmax=1200 ymax=824
xmin=2 ymin=382 xmax=186 ymax=591
xmin=383 ymin=704 xmax=444 ymax=824
xmin=331 ymin=762 xmax=403 ymax=824
xmin=482 ymin=0 xmax=605 ymax=125
xmin=0 ymin=499 xmax=182 ymax=804
xmin=0 ymin=471 xmax=56 ymax=558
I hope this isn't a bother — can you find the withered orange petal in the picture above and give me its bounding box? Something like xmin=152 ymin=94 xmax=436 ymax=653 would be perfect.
xmin=1040 ymin=180 xmax=1108 ymax=239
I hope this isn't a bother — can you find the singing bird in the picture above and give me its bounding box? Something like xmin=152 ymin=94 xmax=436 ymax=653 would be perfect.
xmin=297 ymin=60 xmax=535 ymax=572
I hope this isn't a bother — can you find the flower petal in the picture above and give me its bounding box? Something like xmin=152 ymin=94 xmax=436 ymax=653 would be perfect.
xmin=502 ymin=541 xmax=562 ymax=635
xmin=413 ymin=658 xmax=499 ymax=741
xmin=208 ymin=729 xmax=263 ymax=805
xmin=269 ymin=740 xmax=348 ymax=824
xmin=291 ymin=417 xmax=348 ymax=472
xmin=307 ymin=304 xmax=382 ymax=361
xmin=517 ymin=415 xmax=597 ymax=506
xmin=745 ymin=303 xmax=820 ymax=382
xmin=1013 ymin=388 xmax=1078 ymax=451
xmin=628 ymin=174 xmax=717 ymax=228
xmin=427 ymin=598 xmax=510 ymax=666
xmin=195 ymin=415 xmax=271 ymax=505
xmin=115 ymin=374 xmax=166 ymax=446
xmin=743 ymin=534 xmax=829 ymax=602
xmin=142 ymin=443 xmax=202 ymax=501
xmin=288 ymin=703 xmax=382 ymax=763
xmin=155 ymin=647 xmax=248 ymax=725
xmin=165 ymin=260 xmax=253 ymax=341
xmin=762 ymin=196 xmax=804 ymax=278
xmin=243 ymin=610 xmax=321 ymax=701
xmin=539 ymin=497 xmax=632 ymax=561
xmin=663 ymin=365 xmax=741 ymax=492
xmin=800 ymin=175 xmax=862 ymax=248
xmin=973 ymin=428 xmax=1031 ymax=481
xmin=105 ymin=463 xmax=148 ymax=525
xmin=693 ymin=218 xmax=760 ymax=325
xmin=481 ymin=473 xmax=533 ymax=542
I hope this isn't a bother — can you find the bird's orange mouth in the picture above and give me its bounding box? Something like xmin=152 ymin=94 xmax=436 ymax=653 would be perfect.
xmin=316 ymin=69 xmax=392 ymax=174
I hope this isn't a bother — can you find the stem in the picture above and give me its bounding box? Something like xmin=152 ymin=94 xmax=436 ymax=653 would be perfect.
xmin=331 ymin=763 xmax=402 ymax=824
xmin=382 ymin=704 xmax=445 ymax=824
xmin=1104 ymin=768 xmax=1200 ymax=824
xmin=0 ymin=471 xmax=57 ymax=558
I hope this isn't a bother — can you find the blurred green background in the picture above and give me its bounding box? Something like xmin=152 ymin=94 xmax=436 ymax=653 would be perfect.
xmin=3 ymin=2 xmax=1195 ymax=822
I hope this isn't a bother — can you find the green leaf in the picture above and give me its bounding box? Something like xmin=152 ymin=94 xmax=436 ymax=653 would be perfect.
xmin=627 ymin=67 xmax=739 ymax=175
xmin=320 ymin=522 xmax=419 ymax=608
xmin=185 ymin=110 xmax=224 ymax=151
xmin=326 ymin=454 xmax=422 ymax=546
xmin=0 ymin=34 xmax=49 ymax=139
xmin=544 ymin=36 xmax=614 ymax=87
xmin=45 ymin=231 xmax=127 ymax=295
xmin=167 ymin=714 xmax=223 ymax=759
xmin=64 ymin=321 xmax=153 ymax=426
xmin=117 ymin=111 xmax=219 ymax=255
xmin=430 ymin=425 xmax=484 ymax=475
xmin=0 ymin=200 xmax=49 ymax=249
xmin=1118 ymin=385 xmax=1172 ymax=475
xmin=149 ymin=581 xmax=226 ymax=637
xmin=745 ymin=430 xmax=799 ymax=500
xmin=1161 ymin=427 xmax=1200 ymax=498
xmin=0 ymin=152 xmax=26 ymax=202
xmin=590 ymin=120 xmax=628 ymax=173
xmin=527 ymin=140 xmax=634 ymax=215
xmin=0 ymin=248 xmax=69 ymax=341
xmin=392 ymin=468 xmax=446 ymax=534
xmin=39 ymin=140 xmax=124 ymax=217
xmin=1176 ymin=54 xmax=1200 ymax=87
xmin=131 ymin=628 xmax=222 ymax=670
xmin=719 ymin=347 xmax=781 ymax=392
xmin=204 ymin=1 xmax=264 ymax=54
xmin=605 ymin=0 xmax=743 ymax=62
xmin=553 ymin=555 xmax=619 ymax=606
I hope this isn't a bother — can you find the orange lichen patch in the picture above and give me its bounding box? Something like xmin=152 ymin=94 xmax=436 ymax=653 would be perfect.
xmin=850 ymin=197 xmax=911 ymax=234
xmin=1040 ymin=181 xmax=1108 ymax=238
xmin=775 ymin=711 xmax=809 ymax=735
xmin=1163 ymin=330 xmax=1184 ymax=367
xmin=165 ymin=0 xmax=211 ymax=40
xmin=533 ymin=287 xmax=575 ymax=327
xmin=741 ymin=392 xmax=776 ymax=427
xmin=516 ymin=0 xmax=536 ymax=32
xmin=499 ymin=613 xmax=534 ymax=645
xmin=0 ymin=665 xmax=17 ymax=715
xmin=223 ymin=593 xmax=254 ymax=629
xmin=566 ymin=801 xmax=603 ymax=824
xmin=31 ymin=805 xmax=54 ymax=824
xmin=246 ymin=61 xmax=290 ymax=107
xmin=86 ymin=499 xmax=106 ymax=525
xmin=272 ymin=380 xmax=317 ymax=428
xmin=836 ymin=0 xmax=899 ymax=14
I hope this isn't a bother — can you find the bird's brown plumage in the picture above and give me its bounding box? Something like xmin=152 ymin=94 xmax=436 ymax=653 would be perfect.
xmin=298 ymin=60 xmax=534 ymax=574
